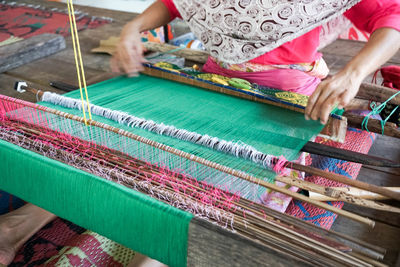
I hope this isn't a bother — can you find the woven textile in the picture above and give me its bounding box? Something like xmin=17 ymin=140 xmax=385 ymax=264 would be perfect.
xmin=40 ymin=74 xmax=327 ymax=193
xmin=286 ymin=128 xmax=376 ymax=229
xmin=11 ymin=218 xmax=86 ymax=267
xmin=0 ymin=139 xmax=192 ymax=267
xmin=0 ymin=2 xmax=110 ymax=46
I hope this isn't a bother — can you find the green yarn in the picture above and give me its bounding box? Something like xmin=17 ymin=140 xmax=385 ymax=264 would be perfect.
xmin=0 ymin=139 xmax=192 ymax=267
xmin=41 ymin=74 xmax=325 ymax=186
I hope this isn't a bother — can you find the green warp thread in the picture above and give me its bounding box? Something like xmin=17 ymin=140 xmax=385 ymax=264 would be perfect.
xmin=41 ymin=74 xmax=325 ymax=185
xmin=0 ymin=140 xmax=192 ymax=267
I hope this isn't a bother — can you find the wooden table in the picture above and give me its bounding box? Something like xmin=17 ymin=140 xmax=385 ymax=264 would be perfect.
xmin=1 ymin=0 xmax=399 ymax=266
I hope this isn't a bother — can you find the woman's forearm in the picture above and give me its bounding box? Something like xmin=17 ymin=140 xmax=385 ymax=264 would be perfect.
xmin=125 ymin=0 xmax=172 ymax=33
xmin=341 ymin=28 xmax=400 ymax=80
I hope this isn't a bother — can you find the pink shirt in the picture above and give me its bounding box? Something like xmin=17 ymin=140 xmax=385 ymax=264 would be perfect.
xmin=161 ymin=0 xmax=400 ymax=65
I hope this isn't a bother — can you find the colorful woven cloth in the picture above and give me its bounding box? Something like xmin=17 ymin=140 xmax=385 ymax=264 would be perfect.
xmin=0 ymin=2 xmax=110 ymax=46
xmin=10 ymin=218 xmax=135 ymax=267
xmin=44 ymin=230 xmax=135 ymax=266
xmin=285 ymin=128 xmax=376 ymax=229
xmin=11 ymin=218 xmax=86 ymax=266
xmin=202 ymin=57 xmax=323 ymax=96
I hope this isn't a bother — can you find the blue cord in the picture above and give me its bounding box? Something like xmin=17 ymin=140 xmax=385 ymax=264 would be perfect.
xmin=361 ymin=90 xmax=400 ymax=134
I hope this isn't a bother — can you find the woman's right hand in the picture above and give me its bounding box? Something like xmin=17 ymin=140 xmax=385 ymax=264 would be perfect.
xmin=111 ymin=22 xmax=147 ymax=76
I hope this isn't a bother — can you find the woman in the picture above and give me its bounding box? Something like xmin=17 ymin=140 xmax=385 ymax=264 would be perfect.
xmin=111 ymin=0 xmax=400 ymax=124
xmin=1 ymin=0 xmax=400 ymax=265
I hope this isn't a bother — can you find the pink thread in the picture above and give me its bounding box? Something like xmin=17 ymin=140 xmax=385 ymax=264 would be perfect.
xmin=273 ymin=155 xmax=288 ymax=175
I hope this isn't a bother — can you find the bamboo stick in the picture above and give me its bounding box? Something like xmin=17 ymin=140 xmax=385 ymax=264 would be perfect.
xmin=309 ymin=187 xmax=400 ymax=201
xmin=284 ymin=161 xmax=400 ymax=202
xmin=275 ymin=176 xmax=400 ymax=213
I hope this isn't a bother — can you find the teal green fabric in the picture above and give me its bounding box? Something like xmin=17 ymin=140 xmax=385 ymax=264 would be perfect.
xmin=0 ymin=139 xmax=192 ymax=267
xmin=41 ymin=74 xmax=326 ymax=184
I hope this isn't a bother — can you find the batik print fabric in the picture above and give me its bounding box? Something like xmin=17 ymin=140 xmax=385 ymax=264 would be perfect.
xmin=172 ymin=0 xmax=360 ymax=63
xmin=0 ymin=2 xmax=110 ymax=46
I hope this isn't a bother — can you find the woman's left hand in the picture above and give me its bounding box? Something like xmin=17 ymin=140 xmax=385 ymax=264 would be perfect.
xmin=305 ymin=69 xmax=363 ymax=124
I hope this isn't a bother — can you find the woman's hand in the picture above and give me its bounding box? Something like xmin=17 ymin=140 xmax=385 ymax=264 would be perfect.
xmin=110 ymin=0 xmax=172 ymax=75
xmin=111 ymin=22 xmax=147 ymax=76
xmin=305 ymin=28 xmax=400 ymax=124
xmin=305 ymin=69 xmax=363 ymax=124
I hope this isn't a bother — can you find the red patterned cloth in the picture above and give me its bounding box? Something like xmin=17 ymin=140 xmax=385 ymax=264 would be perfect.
xmin=0 ymin=2 xmax=110 ymax=44
xmin=11 ymin=218 xmax=86 ymax=266
xmin=11 ymin=218 xmax=134 ymax=267
xmin=285 ymin=128 xmax=376 ymax=229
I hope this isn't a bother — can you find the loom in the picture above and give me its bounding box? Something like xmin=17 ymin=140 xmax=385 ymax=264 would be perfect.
xmin=1 ymin=62 xmax=400 ymax=266
xmin=2 ymin=2 xmax=400 ymax=263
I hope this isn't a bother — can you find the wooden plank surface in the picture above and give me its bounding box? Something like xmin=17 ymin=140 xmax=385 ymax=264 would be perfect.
xmin=188 ymin=217 xmax=312 ymax=267
xmin=0 ymin=33 xmax=66 ymax=73
xmin=0 ymin=1 xmax=399 ymax=266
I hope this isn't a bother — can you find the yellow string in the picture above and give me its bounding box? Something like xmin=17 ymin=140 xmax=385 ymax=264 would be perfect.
xmin=67 ymin=0 xmax=92 ymax=124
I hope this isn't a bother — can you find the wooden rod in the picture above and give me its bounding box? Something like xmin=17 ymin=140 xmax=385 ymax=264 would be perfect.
xmin=345 ymin=112 xmax=400 ymax=138
xmin=275 ymin=176 xmax=400 ymax=213
xmin=358 ymin=83 xmax=400 ymax=105
xmin=300 ymin=141 xmax=400 ymax=168
xmin=309 ymin=187 xmax=400 ymax=201
xmin=286 ymin=161 xmax=400 ymax=201
xmin=345 ymin=98 xmax=372 ymax=111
